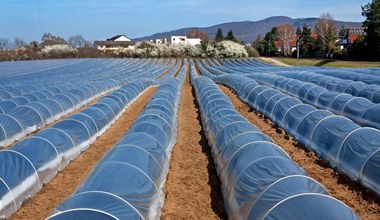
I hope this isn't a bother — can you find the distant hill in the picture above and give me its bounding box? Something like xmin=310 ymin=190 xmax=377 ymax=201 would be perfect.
xmin=134 ymin=16 xmax=362 ymax=43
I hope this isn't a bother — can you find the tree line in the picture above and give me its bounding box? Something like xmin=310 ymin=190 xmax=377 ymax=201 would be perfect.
xmin=0 ymin=27 xmax=256 ymax=61
xmin=0 ymin=33 xmax=104 ymax=61
xmin=252 ymin=14 xmax=337 ymax=58
xmin=252 ymin=0 xmax=380 ymax=60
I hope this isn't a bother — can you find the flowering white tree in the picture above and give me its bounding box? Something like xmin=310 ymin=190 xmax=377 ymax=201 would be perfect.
xmin=112 ymin=40 xmax=249 ymax=58
xmin=204 ymin=44 xmax=218 ymax=58
xmin=134 ymin=48 xmax=147 ymax=58
xmin=114 ymin=48 xmax=134 ymax=57
xmin=155 ymin=44 xmax=171 ymax=57
xmin=190 ymin=45 xmax=202 ymax=57
xmin=217 ymin=41 xmax=248 ymax=58
xmin=41 ymin=44 xmax=77 ymax=57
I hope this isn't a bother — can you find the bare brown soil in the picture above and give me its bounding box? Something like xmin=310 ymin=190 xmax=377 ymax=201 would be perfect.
xmin=172 ymin=59 xmax=183 ymax=78
xmin=161 ymin=70 xmax=226 ymax=219
xmin=10 ymin=87 xmax=157 ymax=220
xmin=219 ymin=84 xmax=380 ymax=220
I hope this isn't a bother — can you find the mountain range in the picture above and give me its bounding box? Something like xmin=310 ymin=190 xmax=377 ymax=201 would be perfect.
xmin=134 ymin=16 xmax=362 ymax=43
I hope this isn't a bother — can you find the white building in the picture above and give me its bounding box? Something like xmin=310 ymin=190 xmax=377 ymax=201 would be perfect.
xmin=171 ymin=36 xmax=187 ymax=45
xmin=170 ymin=36 xmax=201 ymax=46
xmin=155 ymin=38 xmax=168 ymax=44
xmin=186 ymin=38 xmax=202 ymax=46
xmin=94 ymin=35 xmax=135 ymax=51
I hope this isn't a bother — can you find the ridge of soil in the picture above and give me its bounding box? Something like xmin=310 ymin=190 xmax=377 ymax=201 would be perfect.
xmin=219 ymin=84 xmax=380 ymax=220
xmin=161 ymin=69 xmax=226 ymax=219
xmin=172 ymin=59 xmax=183 ymax=78
xmin=10 ymin=87 xmax=157 ymax=220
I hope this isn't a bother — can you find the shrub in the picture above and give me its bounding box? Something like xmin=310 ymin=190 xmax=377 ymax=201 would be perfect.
xmin=245 ymin=46 xmax=260 ymax=57
xmin=41 ymin=44 xmax=77 ymax=58
xmin=115 ymin=40 xmax=251 ymax=58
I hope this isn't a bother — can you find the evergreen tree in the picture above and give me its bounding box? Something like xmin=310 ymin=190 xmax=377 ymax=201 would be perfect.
xmin=263 ymin=27 xmax=278 ymax=56
xmin=338 ymin=26 xmax=348 ymax=39
xmin=226 ymin=29 xmax=236 ymax=41
xmin=297 ymin=25 xmax=316 ymax=55
xmin=349 ymin=36 xmax=368 ymax=60
xmin=362 ymin=0 xmax=380 ymax=59
xmin=215 ymin=28 xmax=224 ymax=42
xmin=296 ymin=27 xmax=302 ymax=38
xmin=252 ymin=35 xmax=265 ymax=55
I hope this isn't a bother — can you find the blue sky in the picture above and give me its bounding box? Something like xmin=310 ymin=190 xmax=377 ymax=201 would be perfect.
xmin=0 ymin=0 xmax=370 ymax=42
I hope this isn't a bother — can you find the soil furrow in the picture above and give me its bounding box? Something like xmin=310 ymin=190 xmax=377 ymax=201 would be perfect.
xmin=162 ymin=70 xmax=226 ymax=219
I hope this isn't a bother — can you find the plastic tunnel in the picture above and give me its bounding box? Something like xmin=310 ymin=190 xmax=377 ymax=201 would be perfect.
xmin=0 ymin=78 xmax=157 ymax=219
xmin=190 ymin=73 xmax=359 ymax=220
xmin=48 ymin=62 xmax=188 ymax=220
xmin=208 ymin=73 xmax=380 ymax=198
xmin=0 ymin=58 xmax=175 ymax=148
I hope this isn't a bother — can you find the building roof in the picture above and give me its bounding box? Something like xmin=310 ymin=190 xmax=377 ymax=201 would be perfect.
xmin=347 ymin=27 xmax=365 ymax=35
xmin=94 ymin=41 xmax=134 ymax=47
xmin=106 ymin=35 xmax=131 ymax=41
xmin=349 ymin=34 xmax=360 ymax=43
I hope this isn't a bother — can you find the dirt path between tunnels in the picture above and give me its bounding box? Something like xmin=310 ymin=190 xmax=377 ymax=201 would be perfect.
xmin=161 ymin=70 xmax=226 ymax=220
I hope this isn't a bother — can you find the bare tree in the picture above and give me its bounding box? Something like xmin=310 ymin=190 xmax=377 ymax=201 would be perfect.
xmin=315 ymin=13 xmax=337 ymax=55
xmin=67 ymin=34 xmax=87 ymax=48
xmin=13 ymin=37 xmax=27 ymax=49
xmin=41 ymin=33 xmax=66 ymax=47
xmin=188 ymin=29 xmax=209 ymax=43
xmin=0 ymin=38 xmax=11 ymax=50
xmin=276 ymin=24 xmax=294 ymax=56
xmin=29 ymin=41 xmax=40 ymax=49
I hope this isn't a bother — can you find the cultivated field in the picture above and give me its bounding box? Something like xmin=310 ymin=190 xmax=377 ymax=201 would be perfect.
xmin=0 ymin=58 xmax=379 ymax=219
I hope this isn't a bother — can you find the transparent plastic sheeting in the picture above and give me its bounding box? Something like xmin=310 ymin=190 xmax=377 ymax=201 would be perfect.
xmin=213 ymin=73 xmax=380 ymax=197
xmin=213 ymin=58 xmax=380 ymax=98
xmin=247 ymin=73 xmax=380 ymax=130
xmin=0 ymin=58 xmax=171 ymax=91
xmin=0 ymin=58 xmax=175 ymax=147
xmin=190 ymin=74 xmax=359 ymax=219
xmin=159 ymin=59 xmax=182 ymax=81
xmin=0 ymin=81 xmax=118 ymax=147
xmin=0 ymin=79 xmax=157 ymax=219
xmin=48 ymin=63 xmax=187 ymax=220
xmin=203 ymin=59 xmax=380 ymax=195
xmin=308 ymin=68 xmax=380 ymax=87
xmin=273 ymin=71 xmax=380 ymax=103
xmin=200 ymin=59 xmax=380 ymax=130
xmin=214 ymin=58 xmax=380 ymax=86
xmin=194 ymin=60 xmax=217 ymax=79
